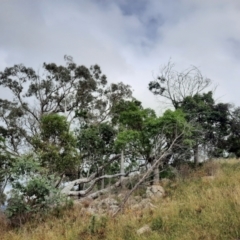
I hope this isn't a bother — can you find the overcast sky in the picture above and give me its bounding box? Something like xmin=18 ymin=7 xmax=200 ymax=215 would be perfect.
xmin=0 ymin=0 xmax=240 ymax=114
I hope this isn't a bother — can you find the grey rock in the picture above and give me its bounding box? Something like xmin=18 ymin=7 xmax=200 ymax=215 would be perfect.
xmin=146 ymin=185 xmax=165 ymax=199
xmin=136 ymin=225 xmax=151 ymax=235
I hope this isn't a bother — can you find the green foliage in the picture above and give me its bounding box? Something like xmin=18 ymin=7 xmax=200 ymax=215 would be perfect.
xmin=77 ymin=122 xmax=117 ymax=177
xmin=6 ymin=155 xmax=68 ymax=226
xmin=0 ymin=56 xmax=132 ymax=178
xmin=115 ymin=130 xmax=140 ymax=151
xmin=151 ymin=216 xmax=164 ymax=231
xmin=114 ymin=100 xmax=161 ymax=159
xmin=159 ymin=109 xmax=191 ymax=139
xmin=180 ymin=91 xmax=231 ymax=159
xmin=160 ymin=166 xmax=177 ymax=179
xmin=226 ymin=107 xmax=240 ymax=158
xmin=114 ymin=101 xmax=192 ymax=167
xmin=157 ymin=109 xmax=194 ymax=165
xmin=77 ymin=123 xmax=116 ymax=157
xmin=87 ymin=215 xmax=108 ymax=236
xmin=40 ymin=114 xmax=70 ymax=141
xmin=34 ymin=113 xmax=78 ymax=175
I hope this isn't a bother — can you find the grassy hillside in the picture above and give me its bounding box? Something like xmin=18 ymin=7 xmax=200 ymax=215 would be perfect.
xmin=1 ymin=159 xmax=240 ymax=240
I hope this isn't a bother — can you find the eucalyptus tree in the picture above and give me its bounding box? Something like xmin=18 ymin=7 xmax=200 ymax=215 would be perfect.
xmin=180 ymin=91 xmax=230 ymax=164
xmin=33 ymin=113 xmax=78 ymax=177
xmin=0 ymin=56 xmax=135 ymax=206
xmin=76 ymin=122 xmax=117 ymax=190
xmin=114 ymin=100 xmax=191 ymax=184
xmin=225 ymin=107 xmax=240 ymax=158
xmin=0 ymin=56 xmax=132 ymax=174
xmin=114 ymin=107 xmax=192 ymax=215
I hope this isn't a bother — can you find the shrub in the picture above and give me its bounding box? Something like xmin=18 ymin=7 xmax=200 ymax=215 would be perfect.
xmin=202 ymin=160 xmax=219 ymax=176
xmin=177 ymin=164 xmax=193 ymax=180
xmin=151 ymin=216 xmax=163 ymax=231
xmin=6 ymin=175 xmax=69 ymax=227
xmin=5 ymin=154 xmax=72 ymax=227
xmin=0 ymin=210 xmax=8 ymax=232
xmin=160 ymin=166 xmax=177 ymax=179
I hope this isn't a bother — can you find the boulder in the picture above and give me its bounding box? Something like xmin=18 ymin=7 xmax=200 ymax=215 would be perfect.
xmin=146 ymin=185 xmax=165 ymax=200
xmin=96 ymin=197 xmax=119 ymax=213
xmin=131 ymin=198 xmax=151 ymax=210
xmin=136 ymin=225 xmax=151 ymax=235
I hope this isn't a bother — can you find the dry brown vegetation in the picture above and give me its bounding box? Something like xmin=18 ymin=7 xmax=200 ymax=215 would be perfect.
xmin=2 ymin=159 xmax=240 ymax=240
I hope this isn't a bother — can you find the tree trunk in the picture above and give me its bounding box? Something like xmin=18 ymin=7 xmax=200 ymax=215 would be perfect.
xmin=153 ymin=159 xmax=159 ymax=185
xmin=194 ymin=145 xmax=199 ymax=167
xmin=77 ymin=170 xmax=83 ymax=199
xmin=101 ymin=170 xmax=105 ymax=190
xmin=120 ymin=150 xmax=125 ymax=187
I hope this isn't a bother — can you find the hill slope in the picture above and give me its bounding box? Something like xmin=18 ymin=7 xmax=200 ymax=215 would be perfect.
xmin=2 ymin=159 xmax=240 ymax=240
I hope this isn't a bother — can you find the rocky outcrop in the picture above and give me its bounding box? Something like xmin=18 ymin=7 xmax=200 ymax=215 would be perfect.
xmin=75 ymin=185 xmax=165 ymax=215
xmin=146 ymin=185 xmax=165 ymax=200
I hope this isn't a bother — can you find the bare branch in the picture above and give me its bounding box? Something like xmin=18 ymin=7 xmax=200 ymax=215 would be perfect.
xmin=149 ymin=61 xmax=213 ymax=109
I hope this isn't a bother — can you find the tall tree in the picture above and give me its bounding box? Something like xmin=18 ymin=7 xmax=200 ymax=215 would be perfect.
xmin=0 ymin=56 xmax=132 ymax=176
xmin=33 ymin=113 xmax=78 ymax=176
xmin=225 ymin=107 xmax=240 ymax=158
xmin=180 ymin=91 xmax=230 ymax=164
xmin=0 ymin=56 xmax=139 ymax=207
xmin=114 ymin=100 xmax=191 ymax=184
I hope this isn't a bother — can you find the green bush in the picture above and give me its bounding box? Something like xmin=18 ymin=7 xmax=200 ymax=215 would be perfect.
xmin=151 ymin=216 xmax=163 ymax=232
xmin=5 ymin=156 xmax=70 ymax=227
xmin=6 ymin=175 xmax=68 ymax=227
xmin=160 ymin=166 xmax=177 ymax=179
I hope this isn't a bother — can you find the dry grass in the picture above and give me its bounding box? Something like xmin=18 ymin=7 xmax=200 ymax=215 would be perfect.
xmin=2 ymin=159 xmax=240 ymax=240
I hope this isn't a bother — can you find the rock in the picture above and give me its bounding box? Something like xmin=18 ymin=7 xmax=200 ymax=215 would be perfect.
xmin=133 ymin=196 xmax=142 ymax=202
xmin=96 ymin=197 xmax=119 ymax=213
xmin=132 ymin=198 xmax=156 ymax=210
xmin=146 ymin=185 xmax=165 ymax=200
xmin=139 ymin=198 xmax=151 ymax=208
xmin=98 ymin=197 xmax=118 ymax=207
xmin=136 ymin=225 xmax=151 ymax=235
xmin=117 ymin=193 xmax=124 ymax=200
xmin=126 ymin=195 xmax=141 ymax=205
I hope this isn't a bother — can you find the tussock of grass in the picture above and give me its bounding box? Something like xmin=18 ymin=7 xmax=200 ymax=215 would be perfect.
xmin=2 ymin=159 xmax=240 ymax=240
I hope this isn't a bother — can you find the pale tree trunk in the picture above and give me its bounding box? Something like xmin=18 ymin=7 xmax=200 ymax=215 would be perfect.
xmin=120 ymin=150 xmax=125 ymax=187
xmin=194 ymin=145 xmax=199 ymax=167
xmin=101 ymin=169 xmax=105 ymax=190
xmin=153 ymin=159 xmax=159 ymax=185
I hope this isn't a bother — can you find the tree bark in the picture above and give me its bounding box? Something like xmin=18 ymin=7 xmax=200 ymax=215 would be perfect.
xmin=153 ymin=160 xmax=160 ymax=185
xmin=194 ymin=145 xmax=199 ymax=166
xmin=101 ymin=169 xmax=105 ymax=190
xmin=120 ymin=150 xmax=125 ymax=187
xmin=62 ymin=173 xmax=126 ymax=197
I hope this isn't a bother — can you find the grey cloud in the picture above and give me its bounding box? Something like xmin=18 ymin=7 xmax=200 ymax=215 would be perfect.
xmin=0 ymin=0 xmax=240 ymax=111
xmin=226 ymin=38 xmax=240 ymax=60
